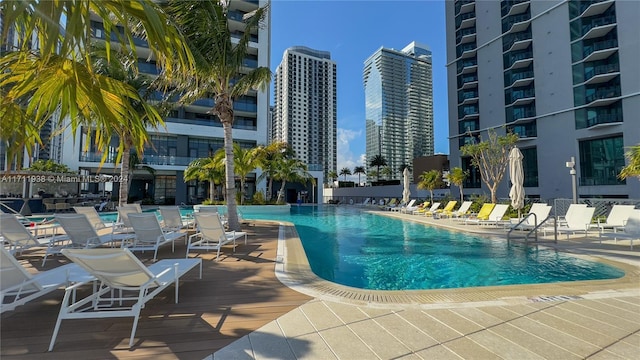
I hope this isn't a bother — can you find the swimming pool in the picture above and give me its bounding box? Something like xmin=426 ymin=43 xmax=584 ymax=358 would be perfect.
xmin=241 ymin=205 xmax=624 ymax=290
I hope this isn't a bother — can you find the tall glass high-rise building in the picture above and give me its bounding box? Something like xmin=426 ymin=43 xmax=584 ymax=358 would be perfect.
xmin=364 ymin=41 xmax=433 ymax=181
xmin=273 ymin=46 xmax=337 ymax=184
xmin=446 ymin=0 xmax=640 ymax=199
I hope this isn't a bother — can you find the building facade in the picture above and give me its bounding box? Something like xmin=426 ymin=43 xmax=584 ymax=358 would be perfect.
xmin=446 ymin=0 xmax=640 ymax=200
xmin=272 ymin=46 xmax=337 ymax=184
xmin=364 ymin=41 xmax=434 ymax=182
xmin=58 ymin=0 xmax=272 ymax=205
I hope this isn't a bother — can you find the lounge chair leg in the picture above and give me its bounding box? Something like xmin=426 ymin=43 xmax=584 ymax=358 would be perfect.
xmin=129 ymin=312 xmax=141 ymax=348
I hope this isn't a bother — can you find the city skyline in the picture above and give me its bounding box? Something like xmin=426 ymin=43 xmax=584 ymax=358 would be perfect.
xmin=270 ymin=0 xmax=447 ymax=181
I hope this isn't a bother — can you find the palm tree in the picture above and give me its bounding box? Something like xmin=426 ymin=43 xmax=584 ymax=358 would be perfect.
xmin=369 ymin=155 xmax=387 ymax=181
xmin=183 ymin=154 xmax=225 ymax=203
xmin=448 ymin=167 xmax=469 ymax=202
xmin=353 ymin=166 xmax=366 ymax=186
xmin=233 ymin=144 xmax=260 ymax=205
xmin=327 ymin=170 xmax=339 ymax=186
xmin=381 ymin=166 xmax=393 ymax=180
xmin=163 ymin=0 xmax=271 ymax=231
xmin=90 ymin=47 xmax=163 ymax=207
xmin=418 ymin=170 xmax=443 ymax=204
xmin=339 ymin=167 xmax=352 ymax=181
xmin=0 ymin=0 xmax=193 ymax=170
xmin=256 ymin=142 xmax=292 ymax=201
xmin=367 ymin=170 xmax=379 ymax=184
xmin=272 ymin=158 xmax=316 ymax=204
xmin=619 ymin=144 xmax=640 ymax=180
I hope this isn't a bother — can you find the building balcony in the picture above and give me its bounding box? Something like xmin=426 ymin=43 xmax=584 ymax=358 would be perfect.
xmin=456 ymin=58 xmax=477 ymax=74
xmin=583 ymin=67 xmax=619 ymax=85
xmin=456 ymin=1 xmax=475 ymax=16
xmin=585 ymin=113 xmax=623 ymax=129
xmin=504 ymin=58 xmax=533 ymax=72
xmin=457 ymin=33 xmax=476 ymax=45
xmin=579 ymin=0 xmax=614 ymax=18
xmin=505 ymin=38 xmax=532 ymax=53
xmin=456 ymin=14 xmax=476 ymax=30
xmin=460 ymin=80 xmax=479 ymax=90
xmin=582 ymin=38 xmax=618 ymax=62
xmin=585 ymin=85 xmax=620 ymax=103
xmin=501 ymin=0 xmax=529 ymax=18
xmin=458 ymin=96 xmax=479 ymax=106
xmin=502 ymin=13 xmax=531 ymax=34
xmin=578 ymin=16 xmax=616 ymax=41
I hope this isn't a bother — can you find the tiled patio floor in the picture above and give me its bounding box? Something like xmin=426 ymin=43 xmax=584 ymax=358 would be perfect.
xmin=209 ymin=209 xmax=640 ymax=359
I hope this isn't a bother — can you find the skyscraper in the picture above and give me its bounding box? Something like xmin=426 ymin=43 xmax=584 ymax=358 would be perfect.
xmin=364 ymin=41 xmax=434 ymax=182
xmin=446 ymin=0 xmax=640 ymax=199
xmin=273 ymin=46 xmax=337 ymax=184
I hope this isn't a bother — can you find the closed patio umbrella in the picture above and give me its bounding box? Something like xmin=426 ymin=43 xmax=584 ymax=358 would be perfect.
xmin=509 ymin=147 xmax=525 ymax=218
xmin=402 ymin=168 xmax=411 ymax=204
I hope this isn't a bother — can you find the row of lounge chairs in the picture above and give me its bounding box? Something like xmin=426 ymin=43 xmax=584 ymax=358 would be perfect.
xmin=1 ymin=203 xmax=255 ymax=350
xmin=379 ymin=199 xmax=639 ymax=248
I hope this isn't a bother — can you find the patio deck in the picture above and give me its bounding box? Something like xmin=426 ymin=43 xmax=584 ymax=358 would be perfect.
xmin=1 ymin=221 xmax=312 ymax=359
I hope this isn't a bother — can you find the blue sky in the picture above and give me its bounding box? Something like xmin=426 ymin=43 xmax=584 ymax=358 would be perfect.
xmin=269 ymin=0 xmax=449 ymax=175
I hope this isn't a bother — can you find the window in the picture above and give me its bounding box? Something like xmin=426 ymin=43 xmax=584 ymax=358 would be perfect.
xmin=521 ymin=147 xmax=538 ymax=187
xmin=579 ymin=135 xmax=625 ymax=186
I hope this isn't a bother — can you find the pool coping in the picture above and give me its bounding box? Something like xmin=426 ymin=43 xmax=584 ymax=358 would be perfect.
xmin=266 ymin=209 xmax=640 ymax=310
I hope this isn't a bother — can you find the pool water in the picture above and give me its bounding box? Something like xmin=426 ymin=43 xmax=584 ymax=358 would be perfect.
xmin=240 ymin=205 xmax=624 ymax=290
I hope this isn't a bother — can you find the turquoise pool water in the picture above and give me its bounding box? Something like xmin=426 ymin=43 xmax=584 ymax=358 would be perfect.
xmin=240 ymin=205 xmax=624 ymax=290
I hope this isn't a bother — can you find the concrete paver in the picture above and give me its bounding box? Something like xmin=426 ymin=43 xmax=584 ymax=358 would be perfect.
xmin=211 ymin=210 xmax=640 ymax=359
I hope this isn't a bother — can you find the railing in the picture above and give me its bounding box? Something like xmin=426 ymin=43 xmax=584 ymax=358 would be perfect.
xmin=584 ymin=62 xmax=619 ymax=81
xmin=583 ymin=38 xmax=618 ymax=58
xmin=502 ymin=13 xmax=530 ymax=33
xmin=581 ymin=14 xmax=617 ymax=37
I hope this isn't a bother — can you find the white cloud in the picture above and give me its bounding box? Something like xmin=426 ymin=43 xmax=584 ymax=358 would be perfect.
xmin=336 ymin=128 xmax=366 ymax=184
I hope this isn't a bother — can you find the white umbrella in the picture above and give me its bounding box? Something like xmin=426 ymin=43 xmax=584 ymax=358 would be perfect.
xmin=402 ymin=168 xmax=411 ymax=204
xmin=508 ymin=147 xmax=525 ymax=217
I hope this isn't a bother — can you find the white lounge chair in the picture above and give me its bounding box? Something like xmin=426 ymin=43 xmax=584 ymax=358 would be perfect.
xmin=544 ymin=206 xmax=596 ymax=238
xmin=591 ymin=204 xmax=636 ymax=232
xmin=435 ymin=200 xmax=458 ymax=218
xmin=449 ymin=201 xmax=473 ymax=219
xmin=423 ymin=202 xmax=442 ymax=217
xmin=159 ymin=206 xmax=194 ymax=232
xmin=466 ymin=204 xmax=509 ymax=226
xmin=506 ymin=203 xmax=552 ymax=231
xmin=124 ymin=213 xmax=186 ymax=261
xmin=395 ymin=199 xmax=416 ymax=213
xmin=188 ymin=212 xmax=247 ymax=260
xmin=48 ymin=248 xmax=202 ymax=350
xmin=356 ymin=198 xmax=371 ymax=206
xmin=599 ymin=210 xmax=640 ymax=250
xmin=0 ymin=214 xmax=67 ymax=257
xmin=556 ymin=203 xmax=587 ymax=227
xmin=115 ymin=205 xmax=142 ymax=234
xmin=73 ymin=206 xmax=115 ymax=230
xmin=1 ymin=247 xmax=92 ymax=314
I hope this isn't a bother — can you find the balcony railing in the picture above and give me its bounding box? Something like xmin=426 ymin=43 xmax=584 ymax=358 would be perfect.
xmin=586 ymin=113 xmax=622 ymax=127
xmin=502 ymin=13 xmax=530 ymax=33
xmin=501 ymin=0 xmax=529 ymax=17
xmin=504 ymin=50 xmax=533 ymax=69
xmin=585 ymin=86 xmax=621 ymax=103
xmin=584 ymin=62 xmax=619 ymax=81
xmin=583 ymin=38 xmax=618 ymax=58
xmin=455 ymin=12 xmax=476 ymax=28
xmin=580 ymin=14 xmax=617 ymax=38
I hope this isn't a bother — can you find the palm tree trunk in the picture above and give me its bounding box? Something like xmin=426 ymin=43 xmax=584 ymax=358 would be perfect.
xmin=215 ymin=95 xmax=240 ymax=231
xmin=277 ymin=181 xmax=287 ymax=204
xmin=209 ymin=181 xmax=215 ymax=202
xmin=119 ymin=140 xmax=131 ymax=207
xmin=267 ymin=178 xmax=273 ymax=201
xmin=240 ymin=178 xmax=245 ymax=205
